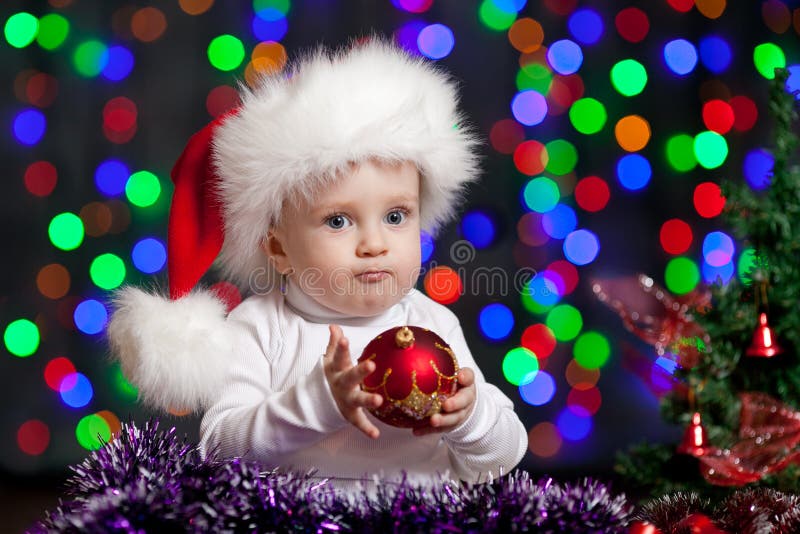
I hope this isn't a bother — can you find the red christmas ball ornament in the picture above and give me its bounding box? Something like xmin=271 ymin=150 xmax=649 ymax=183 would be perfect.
xmin=628 ymin=521 xmax=663 ymax=534
xmin=358 ymin=326 xmax=459 ymax=428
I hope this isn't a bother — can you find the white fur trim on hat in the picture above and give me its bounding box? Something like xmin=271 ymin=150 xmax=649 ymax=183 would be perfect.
xmin=213 ymin=38 xmax=481 ymax=288
xmin=107 ymin=287 xmax=230 ymax=412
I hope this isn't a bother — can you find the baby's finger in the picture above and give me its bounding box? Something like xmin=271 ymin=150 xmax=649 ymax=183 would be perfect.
xmin=442 ymin=388 xmax=475 ymax=413
xmin=429 ymin=410 xmax=463 ymax=429
xmin=350 ymin=409 xmax=380 ymax=439
xmin=341 ymin=359 xmax=376 ymax=389
xmin=458 ymin=367 xmax=475 ymax=386
xmin=325 ymin=325 xmax=342 ymax=360
xmin=332 ymin=334 xmax=352 ymax=371
xmin=348 ymin=389 xmax=383 ymax=409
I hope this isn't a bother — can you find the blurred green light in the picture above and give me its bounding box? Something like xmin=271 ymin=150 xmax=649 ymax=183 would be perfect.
xmin=36 ymin=13 xmax=69 ymax=50
xmin=546 ymin=304 xmax=583 ymax=341
xmin=573 ymin=331 xmax=610 ymax=369
xmin=48 ymin=212 xmax=84 ymax=251
xmin=753 ymin=43 xmax=786 ymax=80
xmin=737 ymin=248 xmax=756 ymax=285
xmin=694 ymin=131 xmax=728 ymax=169
xmin=523 ymin=177 xmax=560 ymax=213
xmin=516 ymin=66 xmax=553 ymax=93
xmin=479 ymin=0 xmax=517 ymax=31
xmin=544 ymin=139 xmax=578 ymax=175
xmin=111 ymin=364 xmax=138 ymax=402
xmin=665 ymin=257 xmax=700 ymax=295
xmin=208 ymin=34 xmax=245 ymax=72
xmin=76 ymin=414 xmax=111 ymax=451
xmin=73 ymin=40 xmax=109 ymax=77
xmin=521 ymin=289 xmax=554 ymax=315
xmin=253 ymin=0 xmax=291 ymax=15
xmin=502 ymin=347 xmax=539 ymax=386
xmin=125 ymin=171 xmax=161 ymax=207
xmin=569 ymin=98 xmax=607 ymax=134
xmin=4 ymin=12 xmax=38 ymax=48
xmin=665 ymin=133 xmax=697 ymax=172
xmin=90 ymin=253 xmax=126 ymax=290
xmin=610 ymin=59 xmax=647 ymax=97
xmin=4 ymin=319 xmax=40 ymax=358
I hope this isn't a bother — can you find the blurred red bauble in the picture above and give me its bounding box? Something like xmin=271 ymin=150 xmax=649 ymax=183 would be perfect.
xmin=358 ymin=326 xmax=459 ymax=429
xmin=628 ymin=521 xmax=662 ymax=534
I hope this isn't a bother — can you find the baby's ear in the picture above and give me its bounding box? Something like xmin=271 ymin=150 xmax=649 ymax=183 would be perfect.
xmin=261 ymin=230 xmax=290 ymax=274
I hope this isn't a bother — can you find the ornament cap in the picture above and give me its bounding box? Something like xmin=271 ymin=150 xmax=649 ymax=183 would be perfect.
xmin=395 ymin=326 xmax=415 ymax=349
xmin=677 ymin=411 xmax=708 ymax=456
xmin=745 ymin=311 xmax=783 ymax=358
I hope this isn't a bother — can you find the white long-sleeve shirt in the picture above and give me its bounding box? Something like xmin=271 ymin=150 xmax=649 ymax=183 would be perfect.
xmin=199 ymin=283 xmax=527 ymax=487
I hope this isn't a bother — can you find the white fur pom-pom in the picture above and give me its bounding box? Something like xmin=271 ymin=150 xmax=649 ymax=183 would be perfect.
xmin=107 ymin=287 xmax=230 ymax=413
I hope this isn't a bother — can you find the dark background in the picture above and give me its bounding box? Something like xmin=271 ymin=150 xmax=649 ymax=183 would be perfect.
xmin=1 ymin=0 xmax=797 ymax=530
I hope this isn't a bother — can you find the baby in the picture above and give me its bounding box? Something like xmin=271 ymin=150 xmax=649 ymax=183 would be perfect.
xmin=109 ymin=39 xmax=527 ymax=489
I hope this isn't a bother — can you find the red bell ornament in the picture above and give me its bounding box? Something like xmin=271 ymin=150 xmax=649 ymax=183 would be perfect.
xmin=745 ymin=312 xmax=783 ymax=358
xmin=677 ymin=411 xmax=708 ymax=456
xmin=358 ymin=326 xmax=459 ymax=429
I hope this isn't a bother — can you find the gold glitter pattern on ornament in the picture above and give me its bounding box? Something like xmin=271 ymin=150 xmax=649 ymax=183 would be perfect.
xmin=362 ymin=359 xmax=458 ymax=420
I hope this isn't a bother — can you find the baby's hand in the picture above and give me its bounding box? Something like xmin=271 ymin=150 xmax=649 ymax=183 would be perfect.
xmin=413 ymin=368 xmax=476 ymax=437
xmin=323 ymin=325 xmax=383 ymax=439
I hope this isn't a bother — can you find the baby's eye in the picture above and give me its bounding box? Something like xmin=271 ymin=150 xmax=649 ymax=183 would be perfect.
xmin=385 ymin=210 xmax=407 ymax=225
xmin=325 ymin=214 xmax=351 ymax=229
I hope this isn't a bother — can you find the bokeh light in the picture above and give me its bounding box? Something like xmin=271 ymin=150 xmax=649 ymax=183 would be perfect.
xmin=616 ymin=154 xmax=651 ymax=191
xmin=48 ymin=212 xmax=84 ymax=251
xmin=90 ymin=253 xmax=126 ymax=290
xmin=693 ymin=182 xmax=725 ymax=218
xmin=702 ymin=231 xmax=735 ymax=267
xmin=37 ymin=263 xmax=71 ymax=299
xmin=544 ymin=139 xmax=577 ymax=175
xmin=521 ymin=323 xmax=557 ymax=359
xmin=557 ymin=407 xmax=592 ymax=441
xmin=208 ymin=34 xmax=246 ymax=71
xmin=519 ymin=371 xmax=556 ymax=405
xmin=563 ymin=229 xmax=599 ymax=265
xmin=17 ymin=420 xmax=50 ymax=456
xmin=417 ymin=24 xmax=454 ymax=59
xmin=567 ymin=8 xmax=603 ymax=45
xmin=522 ymin=177 xmax=559 ymax=213
xmin=615 ymin=7 xmax=649 ymax=43
xmin=569 ymin=97 xmax=606 ymax=134
xmin=665 ymin=133 xmax=698 ymax=172
xmin=502 ymin=347 xmax=539 ymax=386
xmin=76 ymin=413 xmax=111 ymax=451
xmin=528 ymin=422 xmax=563 ymax=457
xmin=665 ymin=257 xmax=700 ymax=295
xmin=660 ymin=218 xmax=693 ymax=255
xmin=5 ymin=12 xmax=38 ymax=48
xmin=511 ymin=90 xmax=548 ymax=126
xmin=546 ymin=304 xmax=583 ymax=341
xmin=610 ymin=59 xmax=647 ymax=96
xmin=573 ymin=331 xmax=611 ymax=369
xmin=24 ymin=161 xmax=57 ymax=197
xmin=615 ymin=115 xmax=651 ymax=152
xmin=663 ymin=39 xmax=698 ymax=75
xmin=74 ymin=299 xmax=108 ymax=335
xmin=479 ymin=303 xmax=515 ymax=341
xmin=132 ymin=238 xmax=167 ymax=274
xmin=479 ymin=0 xmax=518 ymax=31
xmin=125 ymin=171 xmax=161 ymax=207
xmin=547 ymin=39 xmax=583 ymax=75
xmin=574 ymin=176 xmax=610 ymax=212
xmin=59 ymin=372 xmax=93 ymax=408
xmin=423 ymin=266 xmax=462 ymax=305
xmin=36 ymin=13 xmax=69 ymax=50
xmin=73 ymin=40 xmax=109 ymax=77
xmin=743 ymin=148 xmax=774 ymax=190
xmin=699 ymin=35 xmax=732 ymax=73
xmin=753 ymin=42 xmax=786 ymax=79
xmin=694 ymin=130 xmax=728 ymax=168
xmin=542 ymin=204 xmax=577 ymax=239
xmin=13 ymin=108 xmax=46 ymax=145
xmin=4 ymin=319 xmax=40 ymax=358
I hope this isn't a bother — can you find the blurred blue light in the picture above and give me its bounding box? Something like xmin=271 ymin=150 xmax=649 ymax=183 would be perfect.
xmin=254 ymin=7 xmax=284 ymax=21
xmin=74 ymin=299 xmax=108 ymax=335
xmin=527 ymin=273 xmax=561 ymax=307
xmin=702 ymin=231 xmax=735 ymax=267
xmin=702 ymin=259 xmax=734 ymax=284
xmin=519 ymin=371 xmax=556 ymax=405
xmin=663 ymin=39 xmax=698 ymax=76
xmin=60 ymin=372 xmax=93 ymax=408
xmin=557 ymin=407 xmax=592 ymax=441
xmin=420 ymin=231 xmax=434 ymax=262
xmin=698 ymin=35 xmax=731 ymax=74
xmin=787 ymin=65 xmax=800 ymax=100
xmin=567 ymin=8 xmax=604 ymax=45
xmin=511 ymin=90 xmax=548 ymax=126
xmin=563 ymin=229 xmax=599 ymax=266
xmin=541 ymin=204 xmax=577 ymax=239
xmin=491 ymin=0 xmax=527 ymax=13
xmin=460 ymin=211 xmax=496 ymax=249
xmin=102 ymin=45 xmax=135 ymax=81
xmin=132 ymin=238 xmax=167 ymax=274
xmin=417 ymin=23 xmax=454 ymax=60
xmin=252 ymin=14 xmax=288 ymax=41
xmin=616 ymin=153 xmax=652 ymax=191
xmin=479 ymin=303 xmax=515 ymax=341
xmin=743 ymin=148 xmax=774 ymax=190
xmin=13 ymin=109 xmax=46 ymax=145
xmin=95 ymin=159 xmax=130 ymax=196
xmin=395 ymin=20 xmax=427 ymax=54
xmin=547 ymin=39 xmax=583 ymax=75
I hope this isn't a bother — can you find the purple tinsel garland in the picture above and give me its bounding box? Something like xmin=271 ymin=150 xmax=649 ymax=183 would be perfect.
xmin=33 ymin=420 xmax=633 ymax=533
xmin=32 ymin=421 xmax=800 ymax=533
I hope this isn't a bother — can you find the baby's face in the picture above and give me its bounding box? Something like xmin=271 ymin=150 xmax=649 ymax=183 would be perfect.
xmin=267 ymin=160 xmax=422 ymax=317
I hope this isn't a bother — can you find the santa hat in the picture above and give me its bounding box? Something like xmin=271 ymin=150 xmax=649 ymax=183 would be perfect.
xmin=107 ymin=38 xmax=481 ymax=413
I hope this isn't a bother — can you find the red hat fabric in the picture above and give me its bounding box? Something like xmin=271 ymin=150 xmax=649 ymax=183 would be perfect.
xmin=167 ymin=111 xmax=236 ymax=300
